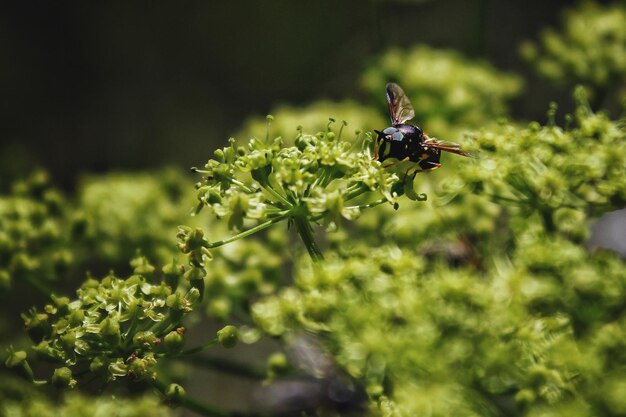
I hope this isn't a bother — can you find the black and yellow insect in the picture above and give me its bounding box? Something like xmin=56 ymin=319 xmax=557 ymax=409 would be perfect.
xmin=374 ymin=83 xmax=471 ymax=174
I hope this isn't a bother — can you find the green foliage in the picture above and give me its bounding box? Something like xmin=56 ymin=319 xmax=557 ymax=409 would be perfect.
xmin=521 ymin=2 xmax=626 ymax=91
xmin=362 ymin=45 xmax=522 ymax=137
xmin=5 ymin=11 xmax=626 ymax=416
xmin=76 ymin=169 xmax=198 ymax=266
xmin=2 ymin=393 xmax=174 ymax=417
xmin=0 ymin=171 xmax=72 ymax=292
xmin=0 ymin=169 xmax=200 ymax=293
xmin=251 ymin=91 xmax=626 ymax=416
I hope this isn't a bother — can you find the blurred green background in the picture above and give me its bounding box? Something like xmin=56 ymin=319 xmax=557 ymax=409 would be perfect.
xmin=0 ymin=0 xmax=587 ymax=187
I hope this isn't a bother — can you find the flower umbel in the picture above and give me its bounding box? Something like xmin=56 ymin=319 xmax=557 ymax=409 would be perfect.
xmin=189 ymin=122 xmax=406 ymax=260
xmin=21 ymin=256 xmax=202 ymax=384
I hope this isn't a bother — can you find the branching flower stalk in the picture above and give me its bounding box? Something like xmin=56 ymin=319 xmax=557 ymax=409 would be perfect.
xmin=183 ymin=120 xmax=418 ymax=262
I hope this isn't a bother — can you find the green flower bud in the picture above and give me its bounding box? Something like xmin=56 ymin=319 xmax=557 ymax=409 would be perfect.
xmin=68 ymin=308 xmax=85 ymax=327
xmin=52 ymin=367 xmax=76 ymax=388
xmin=99 ymin=317 xmax=121 ymax=346
xmin=165 ymin=383 xmax=186 ymax=405
xmin=184 ymin=268 xmax=205 ymax=298
xmin=132 ymin=331 xmax=159 ymax=349
xmin=164 ymin=328 xmax=185 ymax=353
xmin=22 ymin=310 xmax=50 ymax=343
xmin=266 ymin=352 xmax=289 ymax=379
xmin=217 ymin=325 xmax=239 ymax=349
xmin=185 ymin=287 xmax=201 ymax=305
xmin=90 ymin=356 xmax=110 ymax=375
xmin=128 ymin=354 xmax=157 ymax=380
xmin=133 ymin=260 xmax=155 ymax=280
xmin=106 ymin=359 xmax=128 ymax=378
xmin=5 ymin=350 xmax=27 ymax=368
xmin=51 ymin=294 xmax=70 ymax=315
xmin=60 ymin=331 xmax=77 ymax=350
xmin=162 ymin=260 xmax=183 ymax=290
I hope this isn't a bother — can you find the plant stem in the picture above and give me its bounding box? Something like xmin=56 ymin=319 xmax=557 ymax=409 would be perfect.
xmin=345 ymin=197 xmax=388 ymax=211
xmin=152 ymin=378 xmax=263 ymax=417
xmin=178 ymin=338 xmax=219 ymax=356
xmin=206 ymin=214 xmax=288 ymax=249
xmin=174 ymin=355 xmax=266 ymax=379
xmin=343 ymin=183 xmax=369 ymax=202
xmin=292 ymin=215 xmax=324 ymax=262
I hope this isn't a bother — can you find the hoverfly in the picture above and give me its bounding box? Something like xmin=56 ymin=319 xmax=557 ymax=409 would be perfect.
xmin=374 ymin=82 xmax=471 ymax=175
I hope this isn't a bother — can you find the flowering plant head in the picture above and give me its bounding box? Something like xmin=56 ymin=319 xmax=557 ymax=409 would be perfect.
xmin=19 ymin=256 xmax=199 ymax=385
xmin=185 ymin=122 xmax=424 ymax=261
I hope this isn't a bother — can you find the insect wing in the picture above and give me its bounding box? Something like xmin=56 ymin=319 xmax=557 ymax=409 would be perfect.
xmin=422 ymin=136 xmax=473 ymax=157
xmin=386 ymin=83 xmax=415 ymax=125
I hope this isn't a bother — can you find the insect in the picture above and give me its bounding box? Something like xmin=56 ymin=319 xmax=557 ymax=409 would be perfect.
xmin=374 ymin=82 xmax=471 ymax=175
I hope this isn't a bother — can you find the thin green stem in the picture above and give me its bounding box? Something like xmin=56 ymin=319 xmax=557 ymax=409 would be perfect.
xmin=151 ymin=379 xmax=247 ymax=417
xmin=293 ymin=215 xmax=324 ymax=262
xmin=344 ymin=184 xmax=369 ymax=202
xmin=173 ymin=355 xmax=266 ymax=379
xmin=262 ymin=184 xmax=291 ymax=208
xmin=177 ymin=338 xmax=219 ymax=357
xmin=206 ymin=214 xmax=288 ymax=249
xmin=346 ymin=197 xmax=388 ymax=211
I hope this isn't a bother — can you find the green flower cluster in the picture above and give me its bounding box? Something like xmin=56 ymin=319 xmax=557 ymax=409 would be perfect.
xmin=19 ymin=256 xmax=199 ymax=385
xmin=75 ymin=169 xmax=200 ymax=267
xmin=2 ymin=393 xmax=174 ymax=417
xmin=0 ymin=169 xmax=201 ymax=293
xmin=251 ymin=91 xmax=626 ymax=416
xmin=0 ymin=172 xmax=72 ymax=292
xmin=362 ymin=45 xmax=522 ymax=137
xmin=521 ymin=2 xmax=626 ymax=90
xmin=353 ymin=88 xmax=625 ymax=263
xmin=441 ymin=88 xmax=626 ymax=231
xmin=188 ymin=125 xmax=405 ymax=260
xmin=236 ymin=101 xmax=386 ymax=146
xmin=253 ymin=241 xmax=626 ymax=416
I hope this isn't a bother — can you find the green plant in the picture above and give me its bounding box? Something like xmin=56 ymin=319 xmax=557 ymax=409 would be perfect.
xmin=521 ymin=1 xmax=626 ymax=107
xmin=186 ymin=123 xmax=416 ymax=262
xmin=251 ymin=89 xmax=626 ymax=417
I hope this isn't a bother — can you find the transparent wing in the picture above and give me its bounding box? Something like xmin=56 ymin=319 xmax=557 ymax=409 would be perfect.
xmin=422 ymin=135 xmax=474 ymax=157
xmin=386 ymin=83 xmax=415 ymax=125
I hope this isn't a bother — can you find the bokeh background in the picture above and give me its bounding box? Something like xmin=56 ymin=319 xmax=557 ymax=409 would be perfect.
xmin=2 ymin=2 xmax=626 ymax=417
xmin=0 ymin=0 xmax=593 ymax=188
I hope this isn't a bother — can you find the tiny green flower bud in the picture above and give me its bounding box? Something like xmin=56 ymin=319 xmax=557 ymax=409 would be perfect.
xmin=22 ymin=310 xmax=50 ymax=343
xmin=68 ymin=308 xmax=85 ymax=327
xmin=60 ymin=331 xmax=77 ymax=350
xmin=132 ymin=331 xmax=158 ymax=349
xmin=99 ymin=317 xmax=121 ymax=346
xmin=89 ymin=356 xmax=110 ymax=375
xmin=128 ymin=354 xmax=157 ymax=380
xmin=52 ymin=367 xmax=76 ymax=388
xmin=214 ymin=148 xmax=225 ymax=162
xmin=185 ymin=287 xmax=201 ymax=305
xmin=51 ymin=294 xmax=70 ymax=314
xmin=267 ymin=352 xmax=289 ymax=379
xmin=164 ymin=328 xmax=185 ymax=353
xmin=5 ymin=350 xmax=27 ymax=368
xmin=217 ymin=325 xmax=239 ymax=349
xmin=165 ymin=383 xmax=187 ymax=405
xmin=162 ymin=260 xmax=183 ymax=290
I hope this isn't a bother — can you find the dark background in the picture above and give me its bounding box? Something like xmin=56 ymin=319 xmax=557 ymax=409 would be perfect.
xmin=0 ymin=0 xmax=586 ymax=187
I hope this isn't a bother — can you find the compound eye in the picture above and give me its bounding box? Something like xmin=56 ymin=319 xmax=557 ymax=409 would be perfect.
xmin=391 ymin=131 xmax=404 ymax=141
xmin=382 ymin=127 xmax=397 ymax=135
